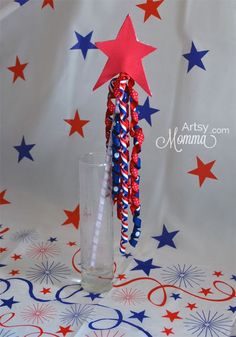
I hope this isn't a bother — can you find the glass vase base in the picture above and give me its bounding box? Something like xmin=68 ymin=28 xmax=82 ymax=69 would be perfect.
xmin=81 ymin=269 xmax=113 ymax=293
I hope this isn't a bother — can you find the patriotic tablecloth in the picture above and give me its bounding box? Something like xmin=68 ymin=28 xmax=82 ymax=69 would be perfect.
xmin=0 ymin=0 xmax=235 ymax=336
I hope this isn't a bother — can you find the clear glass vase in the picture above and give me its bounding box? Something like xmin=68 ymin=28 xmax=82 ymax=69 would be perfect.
xmin=79 ymin=152 xmax=114 ymax=293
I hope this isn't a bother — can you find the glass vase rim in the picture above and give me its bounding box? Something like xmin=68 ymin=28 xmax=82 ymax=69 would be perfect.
xmin=79 ymin=152 xmax=108 ymax=167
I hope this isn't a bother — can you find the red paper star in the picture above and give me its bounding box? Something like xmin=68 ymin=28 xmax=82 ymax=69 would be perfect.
xmin=137 ymin=0 xmax=164 ymax=22
xmin=162 ymin=310 xmax=182 ymax=322
xmin=199 ymin=287 xmax=213 ymax=296
xmin=116 ymin=273 xmax=127 ymax=280
xmin=93 ymin=15 xmax=156 ymax=96
xmin=64 ymin=110 xmax=90 ymax=137
xmin=161 ymin=327 xmax=174 ymax=336
xmin=11 ymin=254 xmax=22 ymax=261
xmin=9 ymin=269 xmax=20 ymax=276
xmin=8 ymin=56 xmax=28 ymax=83
xmin=0 ymin=247 xmax=7 ymax=253
xmin=67 ymin=241 xmax=77 ymax=246
xmin=41 ymin=0 xmax=54 ymax=9
xmin=62 ymin=204 xmax=80 ymax=230
xmin=40 ymin=288 xmax=51 ymax=294
xmin=0 ymin=190 xmax=11 ymax=205
xmin=186 ymin=303 xmax=197 ymax=310
xmin=213 ymin=271 xmax=223 ymax=277
xmin=188 ymin=156 xmax=217 ymax=187
xmin=56 ymin=326 xmax=74 ymax=336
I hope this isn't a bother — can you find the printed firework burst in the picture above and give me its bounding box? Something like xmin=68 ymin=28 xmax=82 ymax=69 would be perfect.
xmin=112 ymin=287 xmax=145 ymax=306
xmin=10 ymin=229 xmax=38 ymax=243
xmin=26 ymin=241 xmax=60 ymax=260
xmin=0 ymin=330 xmax=19 ymax=337
xmin=21 ymin=303 xmax=57 ymax=325
xmin=60 ymin=304 xmax=94 ymax=327
xmin=84 ymin=331 xmax=125 ymax=337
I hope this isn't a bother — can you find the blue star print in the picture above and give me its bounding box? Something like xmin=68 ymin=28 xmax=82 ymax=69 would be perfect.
xmin=131 ymin=258 xmax=161 ymax=276
xmin=129 ymin=310 xmax=149 ymax=323
xmin=0 ymin=297 xmax=19 ymax=309
xmin=171 ymin=293 xmax=181 ymax=300
xmin=152 ymin=224 xmax=179 ymax=248
xmin=228 ymin=306 xmax=236 ymax=313
xmin=84 ymin=293 xmax=102 ymax=301
xmin=48 ymin=237 xmax=57 ymax=242
xmin=183 ymin=42 xmax=209 ymax=72
xmin=70 ymin=31 xmax=97 ymax=59
xmin=14 ymin=136 xmax=35 ymax=162
xmin=124 ymin=252 xmax=132 ymax=259
xmin=231 ymin=275 xmax=236 ymax=281
xmin=137 ymin=97 xmax=159 ymax=126
xmin=15 ymin=0 xmax=30 ymax=5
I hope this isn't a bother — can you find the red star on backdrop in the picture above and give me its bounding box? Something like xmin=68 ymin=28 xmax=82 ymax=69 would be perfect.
xmin=9 ymin=269 xmax=20 ymax=276
xmin=161 ymin=327 xmax=174 ymax=336
xmin=93 ymin=15 xmax=156 ymax=96
xmin=0 ymin=190 xmax=11 ymax=205
xmin=188 ymin=156 xmax=217 ymax=187
xmin=199 ymin=287 xmax=213 ymax=296
xmin=40 ymin=288 xmax=51 ymax=294
xmin=41 ymin=0 xmax=54 ymax=9
xmin=162 ymin=310 xmax=182 ymax=322
xmin=67 ymin=241 xmax=77 ymax=246
xmin=213 ymin=271 xmax=223 ymax=277
xmin=62 ymin=204 xmax=80 ymax=230
xmin=64 ymin=110 xmax=90 ymax=137
xmin=186 ymin=303 xmax=197 ymax=310
xmin=137 ymin=0 xmax=164 ymax=22
xmin=0 ymin=247 xmax=7 ymax=253
xmin=116 ymin=274 xmax=127 ymax=280
xmin=11 ymin=254 xmax=22 ymax=261
xmin=8 ymin=56 xmax=28 ymax=83
xmin=56 ymin=326 xmax=74 ymax=336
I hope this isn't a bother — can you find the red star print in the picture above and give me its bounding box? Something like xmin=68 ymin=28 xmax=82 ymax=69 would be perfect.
xmin=188 ymin=156 xmax=217 ymax=187
xmin=162 ymin=310 xmax=182 ymax=322
xmin=116 ymin=274 xmax=127 ymax=280
xmin=186 ymin=303 xmax=197 ymax=310
xmin=213 ymin=271 xmax=223 ymax=277
xmin=11 ymin=254 xmax=22 ymax=261
xmin=64 ymin=110 xmax=90 ymax=137
xmin=9 ymin=269 xmax=20 ymax=276
xmin=56 ymin=326 xmax=74 ymax=336
xmin=93 ymin=15 xmax=156 ymax=96
xmin=0 ymin=247 xmax=7 ymax=253
xmin=137 ymin=0 xmax=165 ymax=22
xmin=161 ymin=327 xmax=174 ymax=336
xmin=8 ymin=56 xmax=28 ymax=83
xmin=40 ymin=288 xmax=51 ymax=294
xmin=41 ymin=0 xmax=54 ymax=9
xmin=67 ymin=241 xmax=77 ymax=246
xmin=199 ymin=287 xmax=213 ymax=296
xmin=0 ymin=190 xmax=11 ymax=205
xmin=62 ymin=204 xmax=80 ymax=230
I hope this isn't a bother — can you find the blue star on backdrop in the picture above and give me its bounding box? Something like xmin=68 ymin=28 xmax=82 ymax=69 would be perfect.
xmin=231 ymin=275 xmax=236 ymax=281
xmin=14 ymin=136 xmax=35 ymax=162
xmin=48 ymin=237 xmax=57 ymax=242
xmin=152 ymin=224 xmax=179 ymax=249
xmin=137 ymin=97 xmax=159 ymax=126
xmin=0 ymin=297 xmax=19 ymax=309
xmin=171 ymin=293 xmax=181 ymax=300
xmin=183 ymin=42 xmax=209 ymax=72
xmin=131 ymin=258 xmax=161 ymax=276
xmin=228 ymin=306 xmax=236 ymax=313
xmin=84 ymin=292 xmax=102 ymax=301
xmin=70 ymin=31 xmax=97 ymax=59
xmin=15 ymin=0 xmax=30 ymax=5
xmin=129 ymin=310 xmax=149 ymax=323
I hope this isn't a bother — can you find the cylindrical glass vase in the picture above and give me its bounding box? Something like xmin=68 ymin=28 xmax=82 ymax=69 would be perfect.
xmin=79 ymin=152 xmax=114 ymax=293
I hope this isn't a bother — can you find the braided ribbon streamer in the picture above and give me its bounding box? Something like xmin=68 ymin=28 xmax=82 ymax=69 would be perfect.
xmin=105 ymin=73 xmax=144 ymax=254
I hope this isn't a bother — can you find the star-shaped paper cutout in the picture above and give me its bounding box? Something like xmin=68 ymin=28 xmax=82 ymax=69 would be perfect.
xmin=93 ymin=15 xmax=156 ymax=96
xmin=137 ymin=97 xmax=159 ymax=126
xmin=40 ymin=287 xmax=51 ymax=294
xmin=0 ymin=190 xmax=11 ymax=205
xmin=84 ymin=292 xmax=102 ymax=301
xmin=8 ymin=56 xmax=28 ymax=83
xmin=15 ymin=0 xmax=30 ymax=5
xmin=11 ymin=254 xmax=22 ymax=261
xmin=0 ymin=296 xmax=19 ymax=309
xmin=14 ymin=136 xmax=35 ymax=162
xmin=137 ymin=0 xmax=164 ymax=22
xmin=228 ymin=306 xmax=236 ymax=313
xmin=48 ymin=237 xmax=57 ymax=242
xmin=231 ymin=275 xmax=236 ymax=281
xmin=213 ymin=271 xmax=223 ymax=277
xmin=56 ymin=326 xmax=74 ymax=336
xmin=62 ymin=204 xmax=80 ymax=230
xmin=41 ymin=0 xmax=54 ymax=9
xmin=9 ymin=269 xmax=20 ymax=276
xmin=199 ymin=287 xmax=213 ymax=296
xmin=170 ymin=293 xmax=181 ymax=300
xmin=152 ymin=224 xmax=179 ymax=249
xmin=186 ymin=303 xmax=197 ymax=310
xmin=67 ymin=241 xmax=77 ymax=246
xmin=116 ymin=273 xmax=126 ymax=280
xmin=183 ymin=42 xmax=209 ymax=72
xmin=162 ymin=310 xmax=182 ymax=322
xmin=70 ymin=31 xmax=97 ymax=59
xmin=188 ymin=156 xmax=217 ymax=187
xmin=0 ymin=247 xmax=7 ymax=253
xmin=161 ymin=327 xmax=174 ymax=336
xmin=129 ymin=310 xmax=149 ymax=323
xmin=64 ymin=110 xmax=90 ymax=137
xmin=131 ymin=258 xmax=161 ymax=276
